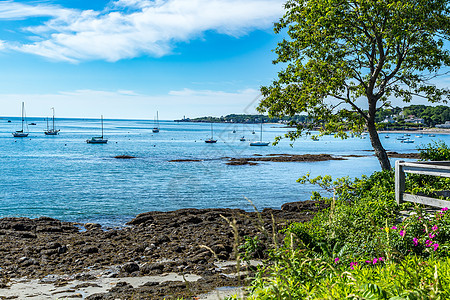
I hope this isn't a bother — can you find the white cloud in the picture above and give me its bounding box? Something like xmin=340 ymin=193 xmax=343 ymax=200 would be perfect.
xmin=0 ymin=0 xmax=285 ymax=62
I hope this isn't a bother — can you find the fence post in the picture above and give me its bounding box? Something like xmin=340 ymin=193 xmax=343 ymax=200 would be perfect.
xmin=395 ymin=160 xmax=405 ymax=205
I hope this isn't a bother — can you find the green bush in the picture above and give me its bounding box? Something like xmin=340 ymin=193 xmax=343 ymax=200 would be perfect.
xmin=246 ymin=141 xmax=450 ymax=299
xmin=419 ymin=140 xmax=450 ymax=161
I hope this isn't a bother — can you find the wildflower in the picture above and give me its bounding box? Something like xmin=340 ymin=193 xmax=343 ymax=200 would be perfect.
xmin=429 ymin=233 xmax=436 ymax=239
xmin=350 ymin=262 xmax=358 ymax=270
xmin=413 ymin=237 xmax=419 ymax=246
xmin=334 ymin=257 xmax=339 ymax=264
xmin=391 ymin=226 xmax=397 ymax=230
xmin=426 ymin=240 xmax=433 ymax=247
xmin=432 ymin=225 xmax=438 ymax=231
xmin=365 ymin=260 xmax=371 ymax=264
xmin=399 ymin=230 xmax=405 ymax=237
xmin=373 ymin=258 xmax=378 ymax=264
xmin=433 ymin=243 xmax=439 ymax=251
xmin=378 ymin=257 xmax=384 ymax=262
xmin=442 ymin=207 xmax=448 ymax=211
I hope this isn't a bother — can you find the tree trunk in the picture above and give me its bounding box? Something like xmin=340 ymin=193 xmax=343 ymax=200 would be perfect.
xmin=367 ymin=119 xmax=391 ymax=170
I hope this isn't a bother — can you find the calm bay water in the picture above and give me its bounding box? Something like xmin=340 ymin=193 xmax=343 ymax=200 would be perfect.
xmin=0 ymin=117 xmax=448 ymax=226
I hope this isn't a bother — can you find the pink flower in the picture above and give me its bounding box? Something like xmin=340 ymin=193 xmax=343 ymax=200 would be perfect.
xmin=413 ymin=237 xmax=419 ymax=246
xmin=433 ymin=243 xmax=439 ymax=251
xmin=429 ymin=233 xmax=436 ymax=239
xmin=426 ymin=240 xmax=433 ymax=247
xmin=350 ymin=262 xmax=358 ymax=270
xmin=432 ymin=225 xmax=438 ymax=231
xmin=378 ymin=257 xmax=384 ymax=262
xmin=442 ymin=207 xmax=448 ymax=211
xmin=334 ymin=257 xmax=339 ymax=264
xmin=365 ymin=260 xmax=371 ymax=264
xmin=391 ymin=226 xmax=397 ymax=230
xmin=373 ymin=258 xmax=378 ymax=264
xmin=399 ymin=230 xmax=405 ymax=237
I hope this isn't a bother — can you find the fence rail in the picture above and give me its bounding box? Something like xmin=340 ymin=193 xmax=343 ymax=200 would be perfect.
xmin=395 ymin=160 xmax=450 ymax=208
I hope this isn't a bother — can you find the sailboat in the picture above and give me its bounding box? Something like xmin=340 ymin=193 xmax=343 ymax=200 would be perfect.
xmin=250 ymin=117 xmax=269 ymax=146
xmin=12 ymin=102 xmax=29 ymax=137
xmin=240 ymin=124 xmax=246 ymax=141
xmin=86 ymin=115 xmax=108 ymax=144
xmin=152 ymin=111 xmax=160 ymax=133
xmin=205 ymin=123 xmax=217 ymax=143
xmin=44 ymin=107 xmax=60 ymax=135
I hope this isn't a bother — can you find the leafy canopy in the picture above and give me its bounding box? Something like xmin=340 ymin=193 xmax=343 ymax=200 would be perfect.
xmin=260 ymin=0 xmax=450 ymax=140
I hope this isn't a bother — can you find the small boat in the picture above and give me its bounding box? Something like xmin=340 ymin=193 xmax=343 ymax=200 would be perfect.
xmin=205 ymin=123 xmax=217 ymax=143
xmin=152 ymin=111 xmax=160 ymax=133
xmin=29 ymin=123 xmax=36 ymax=125
xmin=429 ymin=134 xmax=436 ymax=137
xmin=232 ymin=129 xmax=236 ymax=133
xmin=404 ymin=133 xmax=410 ymax=137
xmin=86 ymin=115 xmax=108 ymax=144
xmin=7 ymin=120 xmax=11 ymax=123
xmin=401 ymin=139 xmax=415 ymax=143
xmin=240 ymin=136 xmax=246 ymax=141
xmin=12 ymin=102 xmax=29 ymax=137
xmin=385 ymin=135 xmax=390 ymax=138
xmin=397 ymin=136 xmax=407 ymax=141
xmin=44 ymin=107 xmax=60 ymax=135
xmin=250 ymin=117 xmax=269 ymax=146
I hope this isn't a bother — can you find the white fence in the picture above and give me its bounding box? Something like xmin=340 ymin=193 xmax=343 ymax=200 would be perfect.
xmin=395 ymin=160 xmax=450 ymax=208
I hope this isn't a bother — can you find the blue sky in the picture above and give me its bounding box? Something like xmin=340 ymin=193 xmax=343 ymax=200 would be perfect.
xmin=0 ymin=0 xmax=286 ymax=119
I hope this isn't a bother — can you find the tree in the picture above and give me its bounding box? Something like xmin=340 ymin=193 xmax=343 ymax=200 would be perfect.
xmin=259 ymin=0 xmax=450 ymax=170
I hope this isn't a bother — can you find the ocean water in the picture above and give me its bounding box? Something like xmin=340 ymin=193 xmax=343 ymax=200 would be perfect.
xmin=0 ymin=117 xmax=448 ymax=226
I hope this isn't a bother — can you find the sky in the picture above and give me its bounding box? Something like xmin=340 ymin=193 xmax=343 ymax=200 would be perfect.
xmin=0 ymin=0 xmax=286 ymax=120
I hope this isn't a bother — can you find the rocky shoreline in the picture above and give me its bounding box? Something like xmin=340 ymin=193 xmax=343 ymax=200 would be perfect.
xmin=0 ymin=201 xmax=328 ymax=299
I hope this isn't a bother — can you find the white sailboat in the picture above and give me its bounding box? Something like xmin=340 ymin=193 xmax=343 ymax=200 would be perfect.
xmin=205 ymin=123 xmax=217 ymax=143
xmin=152 ymin=111 xmax=160 ymax=133
xmin=12 ymin=102 xmax=29 ymax=137
xmin=250 ymin=117 xmax=269 ymax=146
xmin=86 ymin=115 xmax=108 ymax=144
xmin=44 ymin=107 xmax=60 ymax=135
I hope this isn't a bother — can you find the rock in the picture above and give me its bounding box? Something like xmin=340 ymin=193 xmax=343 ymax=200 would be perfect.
xmin=121 ymin=262 xmax=139 ymax=273
xmin=82 ymin=247 xmax=99 ymax=254
xmin=126 ymin=213 xmax=154 ymax=225
xmin=84 ymin=223 xmax=102 ymax=230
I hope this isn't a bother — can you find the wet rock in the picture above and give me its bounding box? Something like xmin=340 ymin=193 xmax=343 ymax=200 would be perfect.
xmin=82 ymin=246 xmax=99 ymax=254
xmin=114 ymin=155 xmax=136 ymax=159
xmin=121 ymin=262 xmax=139 ymax=274
xmin=126 ymin=212 xmax=154 ymax=225
xmin=84 ymin=223 xmax=102 ymax=230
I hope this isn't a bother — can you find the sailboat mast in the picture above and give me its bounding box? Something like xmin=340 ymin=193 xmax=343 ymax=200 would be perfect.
xmin=101 ymin=115 xmax=104 ymax=138
xmin=211 ymin=123 xmax=213 ymax=139
xmin=157 ymin=111 xmax=159 ymax=128
xmin=52 ymin=107 xmax=55 ymax=130
xmin=21 ymin=102 xmax=24 ymax=132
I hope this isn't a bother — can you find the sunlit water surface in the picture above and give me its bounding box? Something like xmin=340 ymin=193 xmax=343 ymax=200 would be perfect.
xmin=0 ymin=117 xmax=447 ymax=226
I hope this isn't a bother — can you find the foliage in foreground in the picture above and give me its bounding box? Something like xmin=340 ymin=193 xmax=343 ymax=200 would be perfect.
xmin=249 ymin=255 xmax=450 ymax=299
xmin=242 ymin=142 xmax=450 ymax=299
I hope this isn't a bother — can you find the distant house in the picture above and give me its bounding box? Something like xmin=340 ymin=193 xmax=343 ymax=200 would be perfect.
xmin=381 ymin=116 xmax=395 ymax=123
xmin=404 ymin=117 xmax=424 ymax=124
xmin=436 ymin=121 xmax=450 ymax=128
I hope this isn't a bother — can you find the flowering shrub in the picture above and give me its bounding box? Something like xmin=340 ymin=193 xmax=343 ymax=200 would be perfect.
xmin=247 ymin=141 xmax=450 ymax=299
xmin=383 ymin=206 xmax=450 ymax=258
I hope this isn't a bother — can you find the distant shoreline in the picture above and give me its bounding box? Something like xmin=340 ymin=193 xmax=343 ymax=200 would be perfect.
xmin=380 ymin=128 xmax=450 ymax=135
